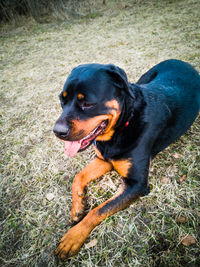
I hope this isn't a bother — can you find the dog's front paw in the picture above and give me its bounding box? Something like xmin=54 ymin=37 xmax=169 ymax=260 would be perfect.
xmin=55 ymin=223 xmax=89 ymax=259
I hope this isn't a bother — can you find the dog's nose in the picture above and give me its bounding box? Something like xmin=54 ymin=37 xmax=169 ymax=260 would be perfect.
xmin=53 ymin=122 xmax=70 ymax=139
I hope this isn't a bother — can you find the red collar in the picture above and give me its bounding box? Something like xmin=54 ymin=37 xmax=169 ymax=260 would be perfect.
xmin=119 ymin=121 xmax=129 ymax=132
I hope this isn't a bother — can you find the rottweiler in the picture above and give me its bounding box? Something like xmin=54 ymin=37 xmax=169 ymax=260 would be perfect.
xmin=53 ymin=59 xmax=200 ymax=259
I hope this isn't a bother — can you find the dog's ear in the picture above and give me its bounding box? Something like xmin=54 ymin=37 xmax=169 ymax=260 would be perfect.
xmin=105 ymin=64 xmax=135 ymax=99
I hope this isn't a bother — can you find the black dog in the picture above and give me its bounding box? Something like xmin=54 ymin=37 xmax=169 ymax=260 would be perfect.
xmin=53 ymin=59 xmax=200 ymax=259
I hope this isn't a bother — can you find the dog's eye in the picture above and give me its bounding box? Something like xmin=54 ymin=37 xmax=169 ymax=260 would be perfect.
xmin=79 ymin=101 xmax=96 ymax=110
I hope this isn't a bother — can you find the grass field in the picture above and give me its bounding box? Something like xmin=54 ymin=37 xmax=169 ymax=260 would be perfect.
xmin=0 ymin=0 xmax=200 ymax=266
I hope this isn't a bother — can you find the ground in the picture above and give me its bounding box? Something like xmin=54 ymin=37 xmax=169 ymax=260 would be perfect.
xmin=0 ymin=0 xmax=199 ymax=266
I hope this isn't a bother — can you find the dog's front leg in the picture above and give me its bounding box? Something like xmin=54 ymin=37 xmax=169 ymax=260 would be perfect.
xmin=55 ymin=176 xmax=145 ymax=259
xmin=56 ymin=139 xmax=151 ymax=259
xmin=71 ymin=157 xmax=112 ymax=223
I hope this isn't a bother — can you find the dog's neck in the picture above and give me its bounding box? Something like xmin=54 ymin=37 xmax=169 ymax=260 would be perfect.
xmin=114 ymin=83 xmax=145 ymax=133
xmin=95 ymin=84 xmax=146 ymax=160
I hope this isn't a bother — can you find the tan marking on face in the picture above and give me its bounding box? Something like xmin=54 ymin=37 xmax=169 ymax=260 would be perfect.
xmin=96 ymin=99 xmax=121 ymax=141
xmin=77 ymin=93 xmax=84 ymax=100
xmin=70 ymin=115 xmax=109 ymax=139
xmin=111 ymin=159 xmax=132 ymax=177
xmin=63 ymin=91 xmax=67 ymax=98
xmin=69 ymin=99 xmax=121 ymax=141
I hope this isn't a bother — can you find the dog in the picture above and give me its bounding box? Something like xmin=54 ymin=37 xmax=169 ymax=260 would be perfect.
xmin=53 ymin=59 xmax=200 ymax=259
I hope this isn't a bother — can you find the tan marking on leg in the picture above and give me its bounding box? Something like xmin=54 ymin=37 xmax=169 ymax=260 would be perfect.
xmin=94 ymin=145 xmax=105 ymax=160
xmin=71 ymin=157 xmax=112 ymax=222
xmin=55 ymin=184 xmax=141 ymax=259
xmin=111 ymin=159 xmax=132 ymax=177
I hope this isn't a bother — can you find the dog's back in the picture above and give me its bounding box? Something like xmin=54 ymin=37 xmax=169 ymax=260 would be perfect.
xmin=136 ymin=59 xmax=200 ymax=157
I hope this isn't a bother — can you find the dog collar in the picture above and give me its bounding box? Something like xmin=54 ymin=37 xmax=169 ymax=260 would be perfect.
xmin=125 ymin=121 xmax=129 ymax=127
xmin=118 ymin=120 xmax=130 ymax=132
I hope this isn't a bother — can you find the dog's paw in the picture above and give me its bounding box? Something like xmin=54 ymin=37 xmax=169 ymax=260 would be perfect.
xmin=55 ymin=223 xmax=89 ymax=259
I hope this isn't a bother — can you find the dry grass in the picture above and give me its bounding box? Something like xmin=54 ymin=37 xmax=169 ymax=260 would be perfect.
xmin=0 ymin=0 xmax=200 ymax=266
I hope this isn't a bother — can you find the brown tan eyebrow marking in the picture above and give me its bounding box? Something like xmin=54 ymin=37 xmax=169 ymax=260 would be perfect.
xmin=62 ymin=91 xmax=67 ymax=98
xmin=77 ymin=93 xmax=84 ymax=100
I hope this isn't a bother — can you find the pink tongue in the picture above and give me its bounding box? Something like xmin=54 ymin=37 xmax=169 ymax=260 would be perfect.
xmin=64 ymin=140 xmax=81 ymax=157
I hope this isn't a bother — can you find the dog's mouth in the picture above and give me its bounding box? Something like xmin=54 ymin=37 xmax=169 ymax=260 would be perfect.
xmin=64 ymin=120 xmax=108 ymax=157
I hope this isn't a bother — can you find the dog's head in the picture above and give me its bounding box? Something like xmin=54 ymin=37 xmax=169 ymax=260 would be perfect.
xmin=53 ymin=63 xmax=134 ymax=157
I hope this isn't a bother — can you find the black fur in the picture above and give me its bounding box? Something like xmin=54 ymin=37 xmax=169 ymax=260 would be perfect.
xmin=54 ymin=59 xmax=200 ymax=198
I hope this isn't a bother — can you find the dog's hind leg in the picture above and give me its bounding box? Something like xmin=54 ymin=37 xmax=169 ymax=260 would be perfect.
xmin=136 ymin=68 xmax=158 ymax=85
